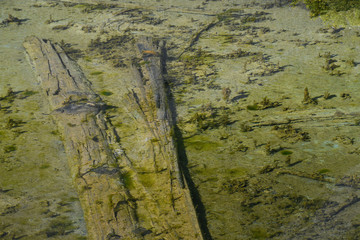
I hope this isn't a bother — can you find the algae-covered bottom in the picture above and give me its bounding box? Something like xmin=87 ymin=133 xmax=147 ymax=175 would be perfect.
xmin=0 ymin=75 xmax=86 ymax=239
xmin=1 ymin=0 xmax=360 ymax=239
xmin=0 ymin=1 xmax=86 ymax=239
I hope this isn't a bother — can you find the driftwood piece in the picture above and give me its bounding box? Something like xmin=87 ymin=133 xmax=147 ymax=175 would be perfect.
xmin=127 ymin=37 xmax=204 ymax=239
xmin=23 ymin=36 xmax=143 ymax=240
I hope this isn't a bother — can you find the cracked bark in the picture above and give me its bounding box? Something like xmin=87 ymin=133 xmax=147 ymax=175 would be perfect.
xmin=23 ymin=36 xmax=142 ymax=240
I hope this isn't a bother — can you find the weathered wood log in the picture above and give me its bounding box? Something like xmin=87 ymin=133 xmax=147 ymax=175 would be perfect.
xmin=24 ymin=35 xmax=205 ymax=239
xmin=133 ymin=38 xmax=184 ymax=187
xmin=127 ymin=37 xmax=204 ymax=239
xmin=23 ymin=36 xmax=143 ymax=240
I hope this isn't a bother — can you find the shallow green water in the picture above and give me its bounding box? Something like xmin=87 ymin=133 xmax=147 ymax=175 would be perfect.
xmin=1 ymin=0 xmax=360 ymax=239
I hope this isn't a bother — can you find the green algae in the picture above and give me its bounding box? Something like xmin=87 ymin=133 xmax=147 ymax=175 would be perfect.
xmin=317 ymin=168 xmax=331 ymax=174
xmin=226 ymin=167 xmax=248 ymax=177
xmin=83 ymin=56 xmax=92 ymax=62
xmin=75 ymin=237 xmax=87 ymax=240
xmin=100 ymin=90 xmax=113 ymax=96
xmin=1 ymin=0 xmax=360 ymax=239
xmin=4 ymin=145 xmax=17 ymax=153
xmin=90 ymin=71 xmax=103 ymax=76
xmin=186 ymin=108 xmax=233 ymax=131
xmin=292 ymin=0 xmax=360 ymax=16
xmin=45 ymin=216 xmax=76 ymax=237
xmin=180 ymin=52 xmax=215 ymax=66
xmin=39 ymin=163 xmax=51 ymax=169
xmin=39 ymin=163 xmax=50 ymax=169
xmin=250 ymin=226 xmax=270 ymax=239
xmin=50 ymin=130 xmax=60 ymax=135
xmin=191 ymin=167 xmax=218 ymax=176
xmin=138 ymin=173 xmax=155 ymax=188
xmin=247 ymin=104 xmax=259 ymax=110
xmin=74 ymin=3 xmax=117 ymax=13
xmin=122 ymin=171 xmax=135 ymax=190
xmin=321 ymin=9 xmax=360 ymax=26
xmin=20 ymin=90 xmax=37 ymax=98
xmin=292 ymin=0 xmax=360 ymax=26
xmin=216 ymin=8 xmax=243 ymax=22
xmin=280 ymin=150 xmax=293 ymax=155
xmin=81 ymin=185 xmax=92 ymax=192
xmin=6 ymin=118 xmax=25 ymax=129
xmin=184 ymin=136 xmax=221 ymax=151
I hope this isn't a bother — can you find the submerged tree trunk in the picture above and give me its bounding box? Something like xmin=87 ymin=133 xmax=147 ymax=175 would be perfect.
xmin=23 ymin=36 xmax=204 ymax=239
xmin=23 ymin=36 xmax=141 ymax=240
xmin=126 ymin=37 xmax=204 ymax=239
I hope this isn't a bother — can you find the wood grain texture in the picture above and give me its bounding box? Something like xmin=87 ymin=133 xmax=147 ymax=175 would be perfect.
xmin=128 ymin=37 xmax=204 ymax=239
xmin=24 ymin=36 xmax=142 ymax=240
xmin=23 ymin=35 xmax=204 ymax=240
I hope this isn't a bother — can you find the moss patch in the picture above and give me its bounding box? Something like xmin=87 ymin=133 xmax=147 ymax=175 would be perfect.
xmin=138 ymin=173 xmax=155 ymax=188
xmin=184 ymin=135 xmax=221 ymax=151
xmin=4 ymin=145 xmax=17 ymax=153
xmin=90 ymin=71 xmax=103 ymax=76
xmin=247 ymin=104 xmax=259 ymax=110
xmin=44 ymin=216 xmax=75 ymax=237
xmin=292 ymin=0 xmax=360 ymax=24
xmin=20 ymin=90 xmax=37 ymax=98
xmin=122 ymin=171 xmax=134 ymax=190
xmin=280 ymin=150 xmax=293 ymax=155
xmin=318 ymin=168 xmax=331 ymax=174
xmin=39 ymin=163 xmax=51 ymax=169
xmin=226 ymin=167 xmax=249 ymax=177
xmin=100 ymin=90 xmax=113 ymax=96
xmin=321 ymin=9 xmax=360 ymax=26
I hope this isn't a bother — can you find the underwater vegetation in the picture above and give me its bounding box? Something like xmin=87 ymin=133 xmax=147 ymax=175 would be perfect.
xmin=4 ymin=145 xmax=17 ymax=153
xmin=272 ymin=124 xmax=310 ymax=143
xmin=19 ymin=90 xmax=37 ymax=98
xmin=243 ymin=53 xmax=284 ymax=77
xmin=44 ymin=216 xmax=76 ymax=237
xmin=247 ymin=96 xmax=281 ymax=110
xmin=78 ymin=3 xmax=117 ymax=13
xmin=219 ymin=168 xmax=327 ymax=238
xmin=52 ymin=22 xmax=74 ymax=31
xmin=292 ymin=0 xmax=360 ymax=17
xmin=90 ymin=71 xmax=103 ymax=76
xmin=60 ymin=2 xmax=117 ymax=13
xmin=186 ymin=104 xmax=233 ymax=131
xmin=221 ymin=177 xmax=248 ymax=194
xmin=280 ymin=150 xmax=293 ymax=156
xmin=100 ymin=90 xmax=113 ymax=96
xmin=1 ymin=88 xmax=38 ymax=104
xmin=58 ymin=40 xmax=84 ymax=60
xmin=222 ymin=87 xmax=231 ymax=102
xmin=0 ymin=88 xmax=16 ymax=103
xmin=302 ymin=87 xmax=317 ymax=105
xmin=0 ymin=14 xmax=28 ymax=26
xmin=88 ymin=34 xmax=133 ymax=67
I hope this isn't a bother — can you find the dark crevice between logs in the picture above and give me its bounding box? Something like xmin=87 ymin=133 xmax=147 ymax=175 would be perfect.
xmin=163 ymin=46 xmax=213 ymax=240
xmin=173 ymin=125 xmax=214 ymax=240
